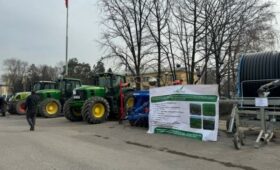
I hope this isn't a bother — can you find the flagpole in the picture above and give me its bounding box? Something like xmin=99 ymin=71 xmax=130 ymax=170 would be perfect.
xmin=65 ymin=0 xmax=69 ymax=76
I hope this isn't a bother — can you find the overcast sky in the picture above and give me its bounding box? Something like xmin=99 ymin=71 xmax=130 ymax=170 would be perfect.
xmin=0 ymin=0 xmax=280 ymax=72
xmin=0 ymin=0 xmax=102 ymax=70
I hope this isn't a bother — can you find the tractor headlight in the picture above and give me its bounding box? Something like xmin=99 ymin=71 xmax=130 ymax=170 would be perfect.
xmin=73 ymin=89 xmax=76 ymax=95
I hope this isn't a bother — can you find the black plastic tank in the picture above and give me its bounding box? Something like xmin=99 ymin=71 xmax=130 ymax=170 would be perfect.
xmin=237 ymin=52 xmax=280 ymax=97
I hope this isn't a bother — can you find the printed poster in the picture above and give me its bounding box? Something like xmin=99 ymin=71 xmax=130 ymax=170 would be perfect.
xmin=148 ymin=85 xmax=219 ymax=141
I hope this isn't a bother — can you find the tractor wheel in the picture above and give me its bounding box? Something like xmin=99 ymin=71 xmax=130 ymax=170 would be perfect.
xmin=124 ymin=92 xmax=135 ymax=114
xmin=15 ymin=100 xmax=26 ymax=115
xmin=82 ymin=97 xmax=110 ymax=124
xmin=39 ymin=98 xmax=61 ymax=118
xmin=63 ymin=98 xmax=83 ymax=121
xmin=8 ymin=102 xmax=16 ymax=114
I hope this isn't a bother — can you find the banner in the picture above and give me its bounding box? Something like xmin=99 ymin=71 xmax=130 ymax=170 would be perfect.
xmin=148 ymin=85 xmax=219 ymax=141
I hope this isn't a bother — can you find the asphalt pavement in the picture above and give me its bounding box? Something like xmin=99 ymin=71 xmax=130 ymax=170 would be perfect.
xmin=0 ymin=115 xmax=279 ymax=170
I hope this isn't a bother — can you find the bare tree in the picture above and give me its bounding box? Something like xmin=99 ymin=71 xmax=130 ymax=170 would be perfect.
xmin=147 ymin=0 xmax=171 ymax=86
xmin=205 ymin=0 xmax=276 ymax=95
xmin=172 ymin=0 xmax=206 ymax=84
xmin=98 ymin=0 xmax=277 ymax=93
xmin=100 ymin=0 xmax=153 ymax=90
xmin=1 ymin=59 xmax=28 ymax=92
xmin=162 ymin=21 xmax=178 ymax=81
xmin=26 ymin=64 xmax=40 ymax=91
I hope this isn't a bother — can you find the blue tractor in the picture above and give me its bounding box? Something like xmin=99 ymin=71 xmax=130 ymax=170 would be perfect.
xmin=127 ymin=90 xmax=149 ymax=127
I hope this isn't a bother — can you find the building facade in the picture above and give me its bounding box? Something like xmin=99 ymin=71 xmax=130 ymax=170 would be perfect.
xmin=125 ymin=68 xmax=200 ymax=89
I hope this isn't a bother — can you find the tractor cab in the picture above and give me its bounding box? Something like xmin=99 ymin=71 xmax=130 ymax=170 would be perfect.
xmin=93 ymin=73 xmax=126 ymax=86
xmin=56 ymin=78 xmax=82 ymax=100
xmin=92 ymin=73 xmax=126 ymax=97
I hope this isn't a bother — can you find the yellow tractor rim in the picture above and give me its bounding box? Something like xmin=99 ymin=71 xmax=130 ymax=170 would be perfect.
xmin=46 ymin=102 xmax=58 ymax=115
xmin=126 ymin=97 xmax=134 ymax=110
xmin=92 ymin=103 xmax=105 ymax=118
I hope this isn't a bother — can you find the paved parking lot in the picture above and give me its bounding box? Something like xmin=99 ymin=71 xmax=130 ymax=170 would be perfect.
xmin=0 ymin=115 xmax=280 ymax=170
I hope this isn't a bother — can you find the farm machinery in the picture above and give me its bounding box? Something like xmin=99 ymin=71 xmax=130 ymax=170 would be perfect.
xmin=8 ymin=78 xmax=82 ymax=118
xmin=127 ymin=79 xmax=183 ymax=127
xmin=35 ymin=78 xmax=82 ymax=118
xmin=127 ymin=91 xmax=150 ymax=127
xmin=63 ymin=73 xmax=135 ymax=124
xmin=227 ymin=52 xmax=280 ymax=149
xmin=8 ymin=81 xmax=56 ymax=115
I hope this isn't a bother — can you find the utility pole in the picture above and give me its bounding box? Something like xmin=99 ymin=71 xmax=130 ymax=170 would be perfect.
xmin=65 ymin=0 xmax=69 ymax=76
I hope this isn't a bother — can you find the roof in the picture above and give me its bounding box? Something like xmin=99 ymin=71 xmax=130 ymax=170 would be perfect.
xmin=35 ymin=81 xmax=56 ymax=84
xmin=57 ymin=77 xmax=81 ymax=81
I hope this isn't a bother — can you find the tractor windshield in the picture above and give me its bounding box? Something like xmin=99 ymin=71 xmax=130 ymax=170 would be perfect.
xmin=57 ymin=80 xmax=81 ymax=91
xmin=44 ymin=83 xmax=56 ymax=89
xmin=112 ymin=76 xmax=124 ymax=86
xmin=57 ymin=79 xmax=81 ymax=98
xmin=98 ymin=76 xmax=111 ymax=87
xmin=97 ymin=75 xmax=125 ymax=87
xmin=33 ymin=82 xmax=56 ymax=91
xmin=33 ymin=83 xmax=42 ymax=91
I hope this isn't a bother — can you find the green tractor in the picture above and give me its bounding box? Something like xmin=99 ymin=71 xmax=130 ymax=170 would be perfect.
xmin=36 ymin=78 xmax=82 ymax=118
xmin=8 ymin=81 xmax=57 ymax=115
xmin=63 ymin=73 xmax=135 ymax=124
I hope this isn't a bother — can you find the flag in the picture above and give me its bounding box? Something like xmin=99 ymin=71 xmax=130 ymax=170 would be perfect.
xmin=65 ymin=0 xmax=68 ymax=8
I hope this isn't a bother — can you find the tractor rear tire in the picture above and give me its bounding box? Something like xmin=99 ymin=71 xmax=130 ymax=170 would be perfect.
xmin=15 ymin=100 xmax=26 ymax=115
xmin=39 ymin=98 xmax=61 ymax=118
xmin=8 ymin=102 xmax=16 ymax=114
xmin=82 ymin=97 xmax=110 ymax=124
xmin=63 ymin=98 xmax=83 ymax=121
xmin=124 ymin=92 xmax=135 ymax=116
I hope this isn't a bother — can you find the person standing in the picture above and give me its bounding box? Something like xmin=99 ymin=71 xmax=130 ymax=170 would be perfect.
xmin=0 ymin=96 xmax=6 ymax=117
xmin=25 ymin=91 xmax=40 ymax=131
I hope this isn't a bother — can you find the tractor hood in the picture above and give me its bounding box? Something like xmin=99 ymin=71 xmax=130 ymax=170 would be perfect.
xmin=10 ymin=91 xmax=31 ymax=102
xmin=15 ymin=91 xmax=31 ymax=96
xmin=36 ymin=89 xmax=61 ymax=100
xmin=36 ymin=89 xmax=61 ymax=94
xmin=73 ymin=85 xmax=106 ymax=100
xmin=74 ymin=85 xmax=106 ymax=91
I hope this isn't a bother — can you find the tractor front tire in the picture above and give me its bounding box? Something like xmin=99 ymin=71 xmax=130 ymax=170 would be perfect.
xmin=39 ymin=98 xmax=61 ymax=118
xmin=82 ymin=97 xmax=110 ymax=124
xmin=15 ymin=100 xmax=26 ymax=115
xmin=63 ymin=98 xmax=83 ymax=121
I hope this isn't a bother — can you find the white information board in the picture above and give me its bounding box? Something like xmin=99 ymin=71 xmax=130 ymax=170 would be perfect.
xmin=148 ymin=85 xmax=219 ymax=141
xmin=255 ymin=97 xmax=268 ymax=107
